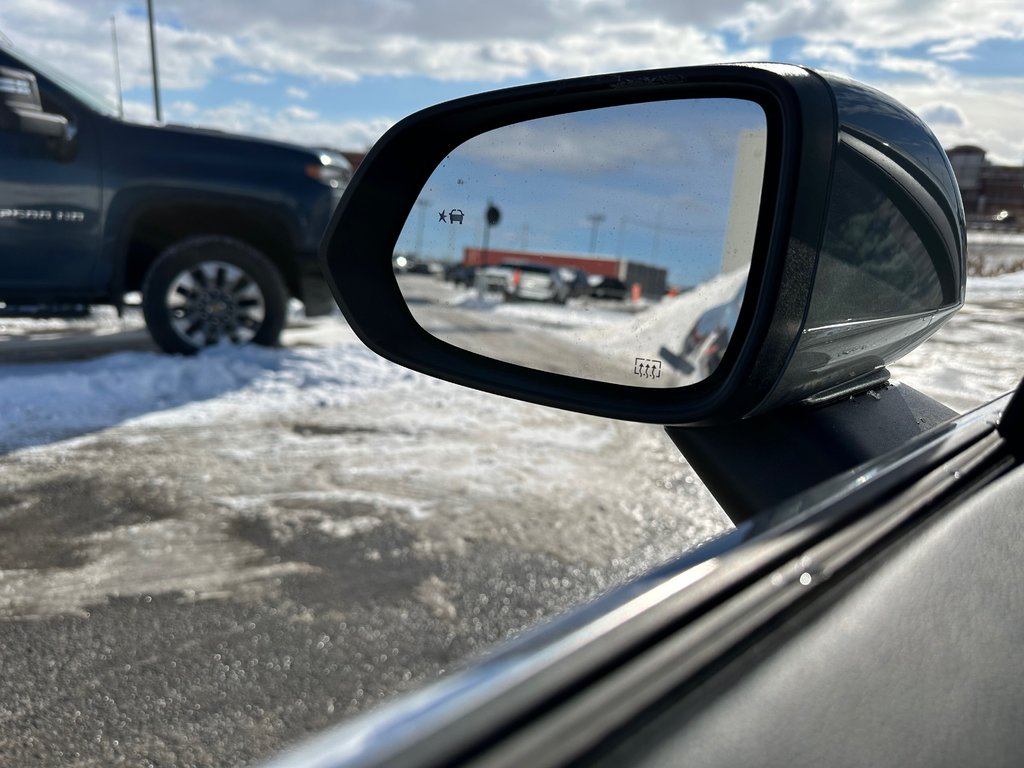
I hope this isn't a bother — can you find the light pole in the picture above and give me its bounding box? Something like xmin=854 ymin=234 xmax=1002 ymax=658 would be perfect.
xmin=147 ymin=0 xmax=162 ymax=123
xmin=110 ymin=16 xmax=124 ymax=118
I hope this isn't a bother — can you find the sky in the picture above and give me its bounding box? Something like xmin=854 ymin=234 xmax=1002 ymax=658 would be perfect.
xmin=395 ymin=99 xmax=766 ymax=283
xmin=0 ymin=1 xmax=1021 ymax=164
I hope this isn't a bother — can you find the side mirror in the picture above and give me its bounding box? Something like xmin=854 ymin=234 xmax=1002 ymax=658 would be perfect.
xmin=321 ymin=64 xmax=965 ymax=426
xmin=0 ymin=66 xmax=73 ymax=144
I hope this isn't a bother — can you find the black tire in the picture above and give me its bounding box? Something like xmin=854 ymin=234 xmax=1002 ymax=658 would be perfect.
xmin=142 ymin=236 xmax=288 ymax=355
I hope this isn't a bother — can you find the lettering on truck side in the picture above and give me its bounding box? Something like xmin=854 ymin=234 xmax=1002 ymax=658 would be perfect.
xmin=0 ymin=209 xmax=85 ymax=222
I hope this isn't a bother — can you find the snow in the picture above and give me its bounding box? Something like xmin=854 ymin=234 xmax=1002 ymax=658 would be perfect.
xmin=890 ymin=272 xmax=1024 ymax=412
xmin=0 ymin=335 xmax=415 ymax=453
xmin=2 ymin=270 xmax=1021 ymax=455
xmin=965 ymin=270 xmax=1024 ymax=301
xmin=0 ymin=269 xmax=1019 ymax=624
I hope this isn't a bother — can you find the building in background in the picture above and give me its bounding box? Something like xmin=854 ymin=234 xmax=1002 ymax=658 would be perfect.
xmin=947 ymin=146 xmax=1024 ymax=226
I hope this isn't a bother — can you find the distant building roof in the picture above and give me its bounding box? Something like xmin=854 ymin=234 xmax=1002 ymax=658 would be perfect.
xmin=947 ymin=145 xmax=987 ymax=156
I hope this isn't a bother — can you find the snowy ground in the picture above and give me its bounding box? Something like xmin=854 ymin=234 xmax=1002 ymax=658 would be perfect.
xmin=0 ymin=270 xmax=1021 ymax=766
xmin=0 ymin=304 xmax=727 ymax=765
xmin=891 ymin=271 xmax=1024 ymax=410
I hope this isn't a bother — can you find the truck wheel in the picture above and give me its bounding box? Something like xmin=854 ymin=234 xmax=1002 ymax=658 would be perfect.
xmin=142 ymin=236 xmax=288 ymax=355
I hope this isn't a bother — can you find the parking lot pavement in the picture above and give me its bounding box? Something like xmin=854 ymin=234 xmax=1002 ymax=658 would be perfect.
xmin=0 ymin=321 xmax=727 ymax=766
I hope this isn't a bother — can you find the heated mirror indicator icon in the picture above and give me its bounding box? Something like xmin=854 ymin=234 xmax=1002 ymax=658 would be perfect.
xmin=634 ymin=358 xmax=662 ymax=379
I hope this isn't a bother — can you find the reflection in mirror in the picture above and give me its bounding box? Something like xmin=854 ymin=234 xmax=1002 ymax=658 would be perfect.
xmin=394 ymin=98 xmax=767 ymax=387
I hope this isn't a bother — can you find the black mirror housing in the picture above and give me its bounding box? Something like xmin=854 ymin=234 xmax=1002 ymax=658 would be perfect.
xmin=0 ymin=66 xmax=70 ymax=140
xmin=321 ymin=64 xmax=965 ymax=426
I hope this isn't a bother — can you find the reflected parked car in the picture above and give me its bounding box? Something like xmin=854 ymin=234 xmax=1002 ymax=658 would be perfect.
xmin=476 ymin=262 xmax=570 ymax=304
xmin=474 ymin=262 xmax=517 ymax=294
xmin=589 ymin=276 xmax=628 ymax=300
xmin=505 ymin=263 xmax=570 ymax=303
xmin=444 ymin=263 xmax=477 ymax=287
xmin=560 ymin=268 xmax=592 ymax=298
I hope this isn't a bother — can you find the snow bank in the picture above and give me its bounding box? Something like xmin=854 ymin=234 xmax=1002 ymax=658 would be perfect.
xmin=0 ymin=340 xmax=414 ymax=453
xmin=966 ymin=270 xmax=1024 ymax=301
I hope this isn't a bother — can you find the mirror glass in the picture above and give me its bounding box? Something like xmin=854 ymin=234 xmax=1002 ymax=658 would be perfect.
xmin=394 ymin=98 xmax=767 ymax=387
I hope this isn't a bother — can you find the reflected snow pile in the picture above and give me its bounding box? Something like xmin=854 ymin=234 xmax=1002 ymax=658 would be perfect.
xmin=568 ymin=269 xmax=748 ymax=385
xmin=433 ymin=270 xmax=748 ymax=386
xmin=450 ymin=288 xmax=631 ymax=331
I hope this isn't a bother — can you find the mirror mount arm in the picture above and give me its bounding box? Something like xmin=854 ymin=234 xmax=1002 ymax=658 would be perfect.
xmin=666 ymin=381 xmax=957 ymax=524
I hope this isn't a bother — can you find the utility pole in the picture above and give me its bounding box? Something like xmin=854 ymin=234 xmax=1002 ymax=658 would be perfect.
xmin=147 ymin=0 xmax=162 ymax=123
xmin=110 ymin=16 xmax=124 ymax=118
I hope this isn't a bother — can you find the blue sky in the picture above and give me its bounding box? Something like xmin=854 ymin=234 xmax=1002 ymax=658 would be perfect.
xmin=0 ymin=1 xmax=1021 ymax=164
xmin=394 ymin=98 xmax=767 ymax=285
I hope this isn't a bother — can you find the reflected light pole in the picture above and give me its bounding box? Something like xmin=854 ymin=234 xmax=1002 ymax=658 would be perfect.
xmin=587 ymin=213 xmax=606 ymax=253
xmin=414 ymin=198 xmax=430 ymax=258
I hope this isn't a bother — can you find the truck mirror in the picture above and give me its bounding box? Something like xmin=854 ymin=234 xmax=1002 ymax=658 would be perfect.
xmin=0 ymin=66 xmax=71 ymax=142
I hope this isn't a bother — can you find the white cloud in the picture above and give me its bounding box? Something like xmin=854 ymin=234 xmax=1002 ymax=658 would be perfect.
xmin=285 ymin=85 xmax=308 ymax=100
xmin=282 ymin=104 xmax=317 ymax=120
xmin=1 ymin=0 xmax=769 ymax=92
xmin=0 ymin=0 xmax=1021 ymax=160
xmin=734 ymin=0 xmax=1023 ymax=52
xmin=917 ymin=102 xmax=966 ymax=126
xmin=122 ymin=98 xmax=154 ymax=124
xmin=727 ymin=0 xmax=851 ymax=44
xmin=927 ymin=38 xmax=978 ymax=62
xmin=873 ymin=53 xmax=954 ymax=82
xmin=233 ymin=72 xmax=274 ymax=85
xmin=169 ymin=100 xmax=199 ymax=118
xmin=3 ymin=1 xmax=1022 ymax=91
xmin=883 ymin=77 xmax=1024 ymax=164
xmin=799 ymin=41 xmax=863 ymax=71
xmin=189 ymin=100 xmax=391 ymax=149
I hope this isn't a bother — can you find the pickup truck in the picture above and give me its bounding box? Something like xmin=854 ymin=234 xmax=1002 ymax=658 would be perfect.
xmin=0 ymin=42 xmax=345 ymax=353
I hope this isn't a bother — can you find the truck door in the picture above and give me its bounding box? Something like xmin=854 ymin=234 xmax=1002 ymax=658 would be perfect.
xmin=0 ymin=67 xmax=102 ymax=300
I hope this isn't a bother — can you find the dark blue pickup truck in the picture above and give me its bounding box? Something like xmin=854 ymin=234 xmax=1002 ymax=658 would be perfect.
xmin=0 ymin=43 xmax=345 ymax=353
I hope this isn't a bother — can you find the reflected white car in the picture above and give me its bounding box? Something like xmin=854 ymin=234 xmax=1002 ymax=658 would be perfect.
xmin=476 ymin=262 xmax=570 ymax=304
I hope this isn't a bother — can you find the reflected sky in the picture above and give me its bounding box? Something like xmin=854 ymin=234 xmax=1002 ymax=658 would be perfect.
xmin=397 ymin=98 xmax=767 ymax=288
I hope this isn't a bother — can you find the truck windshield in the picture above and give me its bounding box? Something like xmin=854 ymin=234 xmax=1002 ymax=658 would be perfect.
xmin=4 ymin=43 xmax=120 ymax=118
